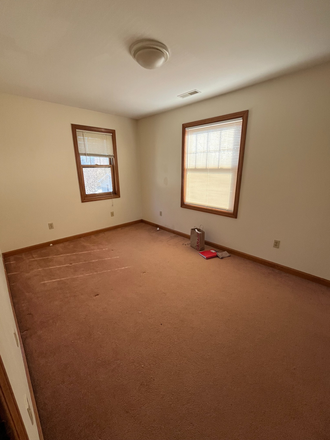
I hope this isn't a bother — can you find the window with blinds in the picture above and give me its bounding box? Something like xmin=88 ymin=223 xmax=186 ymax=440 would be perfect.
xmin=181 ymin=111 xmax=248 ymax=218
xmin=71 ymin=124 xmax=120 ymax=202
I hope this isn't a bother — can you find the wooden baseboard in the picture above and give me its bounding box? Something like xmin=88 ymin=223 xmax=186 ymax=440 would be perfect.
xmin=2 ymin=220 xmax=143 ymax=258
xmin=141 ymin=220 xmax=330 ymax=287
xmin=142 ymin=219 xmax=191 ymax=239
xmin=3 ymin=218 xmax=329 ymax=287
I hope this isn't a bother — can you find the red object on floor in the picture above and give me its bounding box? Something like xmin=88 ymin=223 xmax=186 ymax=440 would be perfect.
xmin=199 ymin=249 xmax=217 ymax=259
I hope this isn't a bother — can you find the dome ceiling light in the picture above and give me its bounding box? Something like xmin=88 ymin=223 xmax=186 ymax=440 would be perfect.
xmin=130 ymin=39 xmax=170 ymax=70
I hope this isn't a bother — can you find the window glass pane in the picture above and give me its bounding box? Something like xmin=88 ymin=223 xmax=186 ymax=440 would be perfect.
xmin=196 ymin=133 xmax=208 ymax=153
xmin=185 ymin=169 xmax=237 ymax=212
xmin=208 ymin=131 xmax=221 ymax=151
xmin=187 ymin=134 xmax=197 ymax=154
xmin=186 ymin=118 xmax=242 ymax=170
xmin=83 ymin=168 xmax=113 ymax=194
xmin=187 ymin=153 xmax=196 ymax=168
xmin=195 ymin=152 xmax=207 ymax=168
xmin=207 ymin=152 xmax=220 ymax=168
xmin=80 ymin=156 xmax=110 ymax=166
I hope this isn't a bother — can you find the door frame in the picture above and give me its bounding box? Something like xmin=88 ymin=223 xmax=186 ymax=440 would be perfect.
xmin=1 ymin=256 xmax=44 ymax=440
xmin=0 ymin=356 xmax=29 ymax=440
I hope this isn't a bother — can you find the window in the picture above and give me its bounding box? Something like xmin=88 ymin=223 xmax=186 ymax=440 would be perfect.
xmin=181 ymin=110 xmax=248 ymax=218
xmin=71 ymin=124 xmax=120 ymax=202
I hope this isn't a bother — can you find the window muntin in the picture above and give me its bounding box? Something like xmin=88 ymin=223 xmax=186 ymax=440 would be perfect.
xmin=80 ymin=156 xmax=110 ymax=166
xmin=71 ymin=125 xmax=120 ymax=202
xmin=181 ymin=111 xmax=248 ymax=218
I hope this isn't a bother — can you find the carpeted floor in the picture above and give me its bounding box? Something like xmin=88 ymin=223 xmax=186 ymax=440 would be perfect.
xmin=5 ymin=223 xmax=330 ymax=440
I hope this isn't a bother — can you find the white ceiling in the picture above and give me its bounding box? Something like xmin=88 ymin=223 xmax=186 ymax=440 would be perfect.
xmin=1 ymin=0 xmax=330 ymax=119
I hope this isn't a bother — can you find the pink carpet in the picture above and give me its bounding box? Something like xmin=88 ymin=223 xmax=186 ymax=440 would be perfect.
xmin=5 ymin=223 xmax=330 ymax=440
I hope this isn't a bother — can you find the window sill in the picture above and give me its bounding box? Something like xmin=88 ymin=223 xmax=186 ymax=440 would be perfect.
xmin=81 ymin=193 xmax=120 ymax=203
xmin=181 ymin=202 xmax=238 ymax=218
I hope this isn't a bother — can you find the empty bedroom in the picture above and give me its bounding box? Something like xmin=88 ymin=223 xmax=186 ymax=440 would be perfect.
xmin=0 ymin=0 xmax=329 ymax=440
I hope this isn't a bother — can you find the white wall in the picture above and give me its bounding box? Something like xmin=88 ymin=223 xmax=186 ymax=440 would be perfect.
xmin=0 ymin=64 xmax=329 ymax=279
xmin=0 ymin=95 xmax=142 ymax=252
xmin=0 ymin=252 xmax=40 ymax=440
xmin=138 ymin=62 xmax=330 ymax=280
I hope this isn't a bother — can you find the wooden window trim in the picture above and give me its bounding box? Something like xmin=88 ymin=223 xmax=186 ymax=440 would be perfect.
xmin=181 ymin=110 xmax=249 ymax=218
xmin=71 ymin=124 xmax=121 ymax=203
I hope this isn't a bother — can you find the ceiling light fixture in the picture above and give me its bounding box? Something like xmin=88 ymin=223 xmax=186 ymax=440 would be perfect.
xmin=130 ymin=39 xmax=170 ymax=70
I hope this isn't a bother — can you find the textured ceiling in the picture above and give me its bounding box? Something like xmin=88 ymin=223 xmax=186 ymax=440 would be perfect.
xmin=0 ymin=0 xmax=330 ymax=119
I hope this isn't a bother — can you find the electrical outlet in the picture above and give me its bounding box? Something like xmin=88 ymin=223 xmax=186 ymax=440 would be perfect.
xmin=160 ymin=211 xmax=162 ymax=216
xmin=273 ymin=240 xmax=281 ymax=249
xmin=48 ymin=222 xmax=54 ymax=230
xmin=111 ymin=211 xmax=114 ymax=217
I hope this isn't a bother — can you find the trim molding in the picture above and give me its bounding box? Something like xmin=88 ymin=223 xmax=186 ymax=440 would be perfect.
xmin=3 ymin=220 xmax=142 ymax=258
xmin=2 ymin=259 xmax=44 ymax=440
xmin=143 ymin=220 xmax=191 ymax=240
xmin=3 ymin=218 xmax=329 ymax=287
xmin=0 ymin=356 xmax=29 ymax=440
xmin=141 ymin=220 xmax=330 ymax=287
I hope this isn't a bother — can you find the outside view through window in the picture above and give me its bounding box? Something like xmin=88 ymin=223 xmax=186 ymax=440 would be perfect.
xmin=81 ymin=155 xmax=113 ymax=194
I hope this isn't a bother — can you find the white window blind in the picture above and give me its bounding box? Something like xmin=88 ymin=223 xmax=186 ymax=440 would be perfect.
xmin=77 ymin=130 xmax=114 ymax=157
xmin=184 ymin=118 xmax=243 ymax=212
